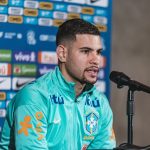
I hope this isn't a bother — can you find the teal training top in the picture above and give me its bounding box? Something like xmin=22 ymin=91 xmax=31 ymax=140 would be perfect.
xmin=0 ymin=67 xmax=116 ymax=150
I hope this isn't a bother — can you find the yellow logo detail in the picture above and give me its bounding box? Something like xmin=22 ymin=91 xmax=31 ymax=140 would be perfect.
xmin=8 ymin=16 xmax=23 ymax=24
xmin=82 ymin=7 xmax=94 ymax=15
xmin=18 ymin=116 xmax=32 ymax=136
xmin=24 ymin=9 xmax=38 ymax=17
xmin=67 ymin=13 xmax=80 ymax=20
xmin=35 ymin=112 xmax=43 ymax=120
xmin=53 ymin=19 xmax=64 ymax=27
xmin=35 ymin=112 xmax=44 ymax=140
xmin=0 ymin=0 xmax=8 ymax=5
xmin=96 ymin=24 xmax=107 ymax=32
xmin=0 ymin=92 xmax=6 ymax=100
xmin=83 ymin=135 xmax=94 ymax=140
xmin=39 ymin=2 xmax=53 ymax=10
xmin=38 ymin=134 xmax=44 ymax=140
xmin=35 ymin=127 xmax=42 ymax=132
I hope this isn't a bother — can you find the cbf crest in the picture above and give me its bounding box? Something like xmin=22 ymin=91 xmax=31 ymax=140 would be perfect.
xmin=85 ymin=112 xmax=99 ymax=135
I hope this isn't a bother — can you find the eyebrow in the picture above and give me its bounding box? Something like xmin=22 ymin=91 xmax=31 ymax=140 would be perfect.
xmin=79 ymin=47 xmax=103 ymax=52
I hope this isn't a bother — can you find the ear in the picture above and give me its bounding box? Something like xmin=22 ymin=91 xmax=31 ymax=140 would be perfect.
xmin=56 ymin=45 xmax=67 ymax=63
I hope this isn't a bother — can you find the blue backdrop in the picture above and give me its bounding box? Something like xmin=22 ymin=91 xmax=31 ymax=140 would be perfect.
xmin=0 ymin=0 xmax=112 ymax=134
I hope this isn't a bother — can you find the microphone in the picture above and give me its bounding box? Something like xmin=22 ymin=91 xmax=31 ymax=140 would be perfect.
xmin=109 ymin=71 xmax=150 ymax=94
xmin=109 ymin=71 xmax=130 ymax=87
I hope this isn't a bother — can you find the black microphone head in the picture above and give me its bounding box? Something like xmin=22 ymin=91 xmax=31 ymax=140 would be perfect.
xmin=110 ymin=71 xmax=150 ymax=93
xmin=109 ymin=71 xmax=130 ymax=87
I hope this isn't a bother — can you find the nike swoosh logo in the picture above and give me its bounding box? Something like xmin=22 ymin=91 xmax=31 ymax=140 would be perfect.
xmin=53 ymin=119 xmax=61 ymax=124
xmin=91 ymin=0 xmax=99 ymax=3
xmin=0 ymin=79 xmax=6 ymax=84
xmin=16 ymin=81 xmax=29 ymax=88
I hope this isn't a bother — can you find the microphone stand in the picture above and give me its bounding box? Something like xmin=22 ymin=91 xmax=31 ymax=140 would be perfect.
xmin=127 ymin=88 xmax=134 ymax=145
xmin=109 ymin=71 xmax=150 ymax=149
xmin=115 ymin=87 xmax=150 ymax=150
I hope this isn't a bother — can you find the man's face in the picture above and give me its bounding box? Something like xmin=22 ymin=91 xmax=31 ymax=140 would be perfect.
xmin=64 ymin=34 xmax=102 ymax=84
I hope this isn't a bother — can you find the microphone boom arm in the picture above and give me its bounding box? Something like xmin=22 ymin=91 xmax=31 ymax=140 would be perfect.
xmin=109 ymin=71 xmax=150 ymax=94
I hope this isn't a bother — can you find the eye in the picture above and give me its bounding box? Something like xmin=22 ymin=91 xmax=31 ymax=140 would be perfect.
xmin=82 ymin=49 xmax=90 ymax=54
xmin=97 ymin=49 xmax=102 ymax=55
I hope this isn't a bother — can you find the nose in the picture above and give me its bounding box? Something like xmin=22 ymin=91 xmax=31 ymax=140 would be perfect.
xmin=89 ymin=51 xmax=100 ymax=66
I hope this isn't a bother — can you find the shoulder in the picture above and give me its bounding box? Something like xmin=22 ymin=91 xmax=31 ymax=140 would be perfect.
xmin=13 ymin=84 xmax=41 ymax=106
xmin=92 ymin=86 xmax=112 ymax=111
xmin=92 ymin=86 xmax=109 ymax=102
xmin=11 ymin=73 xmax=53 ymax=109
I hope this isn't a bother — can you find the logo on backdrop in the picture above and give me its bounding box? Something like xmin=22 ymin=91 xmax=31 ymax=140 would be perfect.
xmin=27 ymin=30 xmax=36 ymax=45
xmin=13 ymin=64 xmax=37 ymax=76
xmin=64 ymin=0 xmax=85 ymax=4
xmin=13 ymin=51 xmax=36 ymax=63
xmin=38 ymin=51 xmax=58 ymax=64
xmin=0 ymin=109 xmax=6 ymax=117
xmin=95 ymin=81 xmax=106 ymax=93
xmin=12 ymin=77 xmax=35 ymax=90
xmin=0 ymin=77 xmax=11 ymax=90
xmin=0 ymin=32 xmax=4 ymax=38
xmin=0 ymin=92 xmax=6 ymax=101
xmin=86 ymin=0 xmax=108 ymax=7
xmin=38 ymin=64 xmax=56 ymax=76
xmin=0 ymin=63 xmax=11 ymax=76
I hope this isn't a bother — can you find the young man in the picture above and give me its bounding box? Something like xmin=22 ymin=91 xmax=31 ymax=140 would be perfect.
xmin=0 ymin=19 xmax=116 ymax=149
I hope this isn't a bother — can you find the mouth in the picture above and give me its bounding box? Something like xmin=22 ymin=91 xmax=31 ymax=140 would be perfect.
xmin=85 ymin=67 xmax=99 ymax=78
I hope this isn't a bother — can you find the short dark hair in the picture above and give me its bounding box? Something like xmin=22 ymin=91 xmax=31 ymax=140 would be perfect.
xmin=56 ymin=18 xmax=100 ymax=46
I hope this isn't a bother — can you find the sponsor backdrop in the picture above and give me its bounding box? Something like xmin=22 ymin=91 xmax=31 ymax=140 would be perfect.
xmin=0 ymin=0 xmax=112 ymax=134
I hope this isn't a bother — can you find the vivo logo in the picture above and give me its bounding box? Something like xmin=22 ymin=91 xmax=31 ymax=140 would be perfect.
xmin=13 ymin=51 xmax=36 ymax=62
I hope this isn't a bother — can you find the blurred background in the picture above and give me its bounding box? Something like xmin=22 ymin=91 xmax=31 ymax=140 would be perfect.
xmin=111 ymin=0 xmax=150 ymax=146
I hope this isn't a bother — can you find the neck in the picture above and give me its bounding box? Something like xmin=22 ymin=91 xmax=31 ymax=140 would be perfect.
xmin=75 ymin=82 xmax=86 ymax=97
xmin=59 ymin=64 xmax=86 ymax=97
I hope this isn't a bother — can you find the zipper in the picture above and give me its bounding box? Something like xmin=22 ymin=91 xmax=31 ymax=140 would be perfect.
xmin=73 ymin=98 xmax=78 ymax=150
